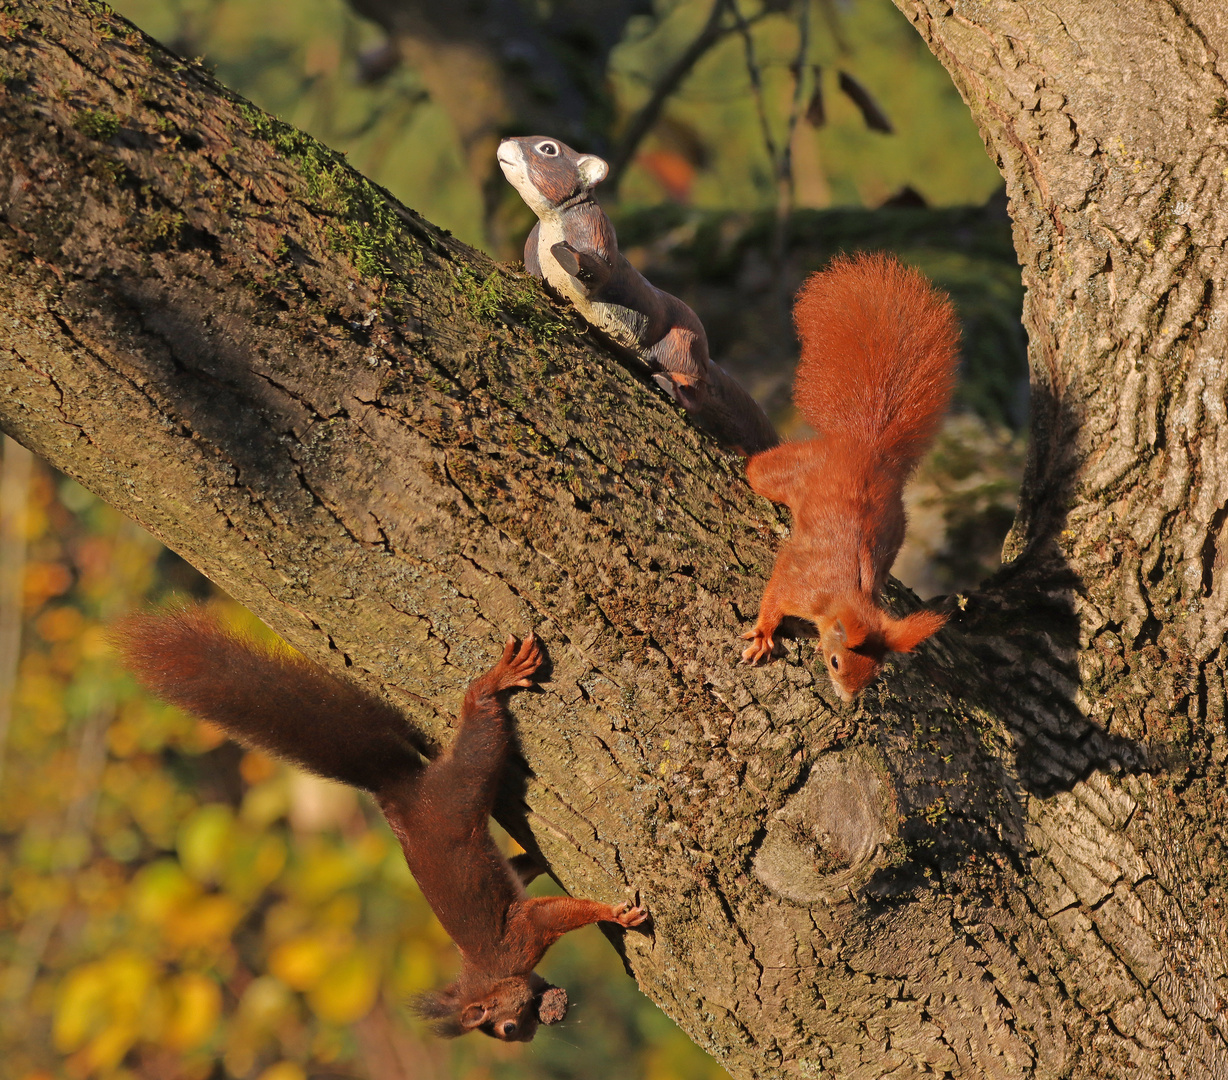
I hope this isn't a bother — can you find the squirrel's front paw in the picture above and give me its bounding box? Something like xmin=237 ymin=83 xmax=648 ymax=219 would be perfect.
xmin=549 ymin=240 xmax=582 ymax=277
xmin=610 ymin=901 xmax=649 ymax=928
xmin=548 ymin=241 xmax=609 ymax=288
xmin=740 ymin=629 xmax=776 ymax=665
xmin=652 ymin=372 xmax=703 ymax=413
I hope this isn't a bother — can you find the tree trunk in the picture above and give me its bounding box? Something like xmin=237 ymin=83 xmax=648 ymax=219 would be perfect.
xmin=0 ymin=4 xmax=1225 ymax=1079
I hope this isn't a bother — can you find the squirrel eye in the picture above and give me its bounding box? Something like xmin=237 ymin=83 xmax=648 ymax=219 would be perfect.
xmin=535 ymin=140 xmax=559 ymax=156
xmin=830 ymin=655 xmax=840 ymax=671
xmin=501 ymin=1021 xmax=517 ymax=1038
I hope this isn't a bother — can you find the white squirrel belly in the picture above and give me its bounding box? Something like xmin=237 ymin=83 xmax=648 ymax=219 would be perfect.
xmin=535 ymin=217 xmax=643 ymax=351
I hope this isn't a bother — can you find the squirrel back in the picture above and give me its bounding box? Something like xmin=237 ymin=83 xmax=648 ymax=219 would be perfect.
xmin=792 ymin=251 xmax=958 ymax=471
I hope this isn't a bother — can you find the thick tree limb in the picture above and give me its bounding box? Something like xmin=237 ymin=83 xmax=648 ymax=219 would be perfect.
xmin=1 ymin=3 xmax=1226 ymax=1078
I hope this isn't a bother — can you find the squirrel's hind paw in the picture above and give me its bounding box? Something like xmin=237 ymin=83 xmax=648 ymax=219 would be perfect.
xmin=611 ymin=901 xmax=649 ymax=928
xmin=494 ymin=633 xmax=543 ymax=690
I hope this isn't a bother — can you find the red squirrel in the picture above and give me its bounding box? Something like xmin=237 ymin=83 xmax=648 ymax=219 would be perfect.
xmin=741 ymin=252 xmax=957 ymax=699
xmin=496 ymin=135 xmax=779 ymax=455
xmin=115 ymin=608 xmax=647 ymax=1041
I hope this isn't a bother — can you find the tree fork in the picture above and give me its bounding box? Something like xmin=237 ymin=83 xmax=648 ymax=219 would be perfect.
xmin=0 ymin=3 xmax=1225 ymax=1077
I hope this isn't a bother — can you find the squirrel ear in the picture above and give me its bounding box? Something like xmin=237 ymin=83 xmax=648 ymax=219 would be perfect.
xmin=831 ymin=610 xmax=868 ymax=650
xmin=576 ymin=154 xmax=609 ymax=189
xmin=882 ymin=610 xmax=947 ymax=654
xmin=460 ymin=1002 xmax=490 ymax=1030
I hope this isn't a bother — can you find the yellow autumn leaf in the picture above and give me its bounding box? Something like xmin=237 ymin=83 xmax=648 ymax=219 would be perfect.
xmin=317 ymin=893 xmax=361 ymax=929
xmin=390 ymin=941 xmax=439 ymax=997
xmin=162 ymin=971 xmax=222 ymax=1051
xmin=54 ymin=951 xmax=158 ymax=1069
xmin=104 ymin=713 xmax=142 ymax=758
xmin=236 ymin=975 xmax=297 ymax=1029
xmin=129 ymin=769 xmax=186 ymax=848
xmin=35 ymin=605 xmax=83 ymax=643
xmin=240 ymin=776 xmax=291 ymax=829
xmin=163 ymin=892 xmax=244 ymax=952
xmin=307 ymin=948 xmax=380 ymax=1025
xmin=102 ymin=950 xmax=159 ymax=1019
xmin=255 ymin=1063 xmax=307 ymax=1080
xmin=251 ymin=833 xmax=289 ymax=886
xmin=221 ymin=831 xmax=287 ymax=903
xmin=53 ymin=962 xmax=109 ymax=1052
xmin=177 ymin=803 xmax=235 ymax=884
xmin=23 ymin=560 xmax=72 ymax=608
xmin=353 ymin=829 xmax=390 ymax=867
xmin=10 ymin=869 xmax=71 ymax=920
xmin=285 ymin=840 xmax=366 ymax=903
xmin=68 ymin=1018 xmax=142 ymax=1076
xmin=77 ymin=623 xmax=111 ymax=660
xmin=131 ymin=858 xmax=200 ymax=925
xmin=239 ymin=749 xmax=278 ymax=785
xmin=268 ymin=930 xmax=348 ymax=992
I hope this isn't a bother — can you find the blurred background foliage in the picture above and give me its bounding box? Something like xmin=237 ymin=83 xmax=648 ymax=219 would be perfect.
xmin=0 ymin=454 xmax=730 ymax=1080
xmin=1 ymin=0 xmax=1029 ymax=1077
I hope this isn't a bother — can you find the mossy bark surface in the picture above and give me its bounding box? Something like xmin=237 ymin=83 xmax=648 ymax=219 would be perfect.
xmin=1 ymin=3 xmax=1225 ymax=1078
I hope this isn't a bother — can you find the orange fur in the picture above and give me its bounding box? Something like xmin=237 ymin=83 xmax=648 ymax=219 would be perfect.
xmin=741 ymin=253 xmax=957 ymax=698
xmin=115 ymin=609 xmax=648 ymax=1041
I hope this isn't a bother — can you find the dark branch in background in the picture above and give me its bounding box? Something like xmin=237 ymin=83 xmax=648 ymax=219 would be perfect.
xmin=804 ymin=64 xmax=825 ymax=127
xmin=342 ymin=0 xmax=654 ymax=244
xmin=838 ymin=71 xmax=893 ymax=133
xmin=733 ymin=0 xmax=781 ymax=168
xmin=815 ymin=0 xmax=849 ymax=56
xmin=777 ymin=1 xmax=811 ymax=260
xmin=731 ymin=0 xmax=814 ymax=289
xmin=604 ymin=0 xmax=736 ymax=194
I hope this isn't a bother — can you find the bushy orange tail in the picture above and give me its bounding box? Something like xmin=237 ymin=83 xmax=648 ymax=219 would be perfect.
xmin=791 ymin=252 xmax=959 ymax=468
xmin=113 ymin=607 xmax=421 ymax=793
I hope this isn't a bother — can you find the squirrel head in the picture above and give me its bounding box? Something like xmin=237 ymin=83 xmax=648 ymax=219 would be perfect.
xmin=413 ymin=972 xmax=563 ymax=1041
xmin=497 ymin=136 xmax=609 ymax=216
xmin=819 ymin=603 xmax=947 ymax=700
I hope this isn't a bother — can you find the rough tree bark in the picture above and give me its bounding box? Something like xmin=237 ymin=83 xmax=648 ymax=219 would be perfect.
xmin=0 ymin=3 xmax=1225 ymax=1079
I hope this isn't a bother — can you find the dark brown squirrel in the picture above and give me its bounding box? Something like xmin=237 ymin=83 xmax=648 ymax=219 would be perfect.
xmin=115 ymin=608 xmax=647 ymax=1041
xmin=741 ymin=252 xmax=957 ymax=699
xmin=497 ymin=135 xmax=779 ymax=456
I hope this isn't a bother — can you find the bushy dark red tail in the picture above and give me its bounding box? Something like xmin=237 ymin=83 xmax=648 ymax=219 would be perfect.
xmin=113 ymin=607 xmax=421 ymax=794
xmin=791 ymin=252 xmax=959 ymax=468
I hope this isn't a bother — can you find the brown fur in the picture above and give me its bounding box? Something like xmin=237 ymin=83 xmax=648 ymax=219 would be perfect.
xmin=115 ymin=610 xmax=647 ymax=1041
xmin=741 ymin=253 xmax=958 ymax=698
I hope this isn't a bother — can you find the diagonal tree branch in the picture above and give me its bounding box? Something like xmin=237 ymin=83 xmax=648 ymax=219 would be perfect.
xmin=2 ymin=2 xmax=1227 ymax=1078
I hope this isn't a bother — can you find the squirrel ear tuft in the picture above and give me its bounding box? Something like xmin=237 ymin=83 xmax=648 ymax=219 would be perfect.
xmin=537 ymin=985 xmax=569 ymax=1025
xmin=576 ymin=155 xmax=609 ymax=189
xmin=882 ymin=610 xmax=947 ymax=654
